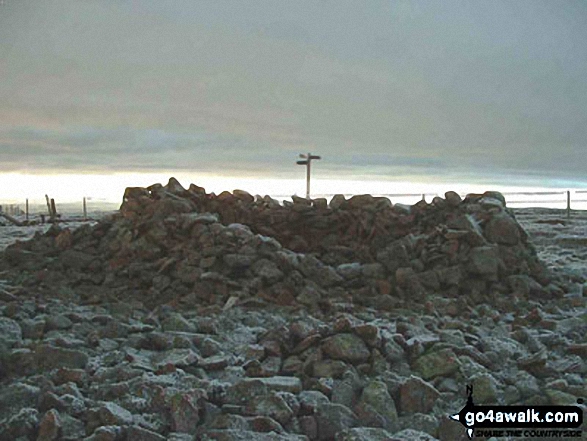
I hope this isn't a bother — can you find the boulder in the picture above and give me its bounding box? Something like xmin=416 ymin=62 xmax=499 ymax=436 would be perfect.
xmin=322 ymin=334 xmax=371 ymax=364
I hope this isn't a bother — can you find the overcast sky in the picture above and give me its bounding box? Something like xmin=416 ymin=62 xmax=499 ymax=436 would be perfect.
xmin=1 ymin=0 xmax=587 ymax=190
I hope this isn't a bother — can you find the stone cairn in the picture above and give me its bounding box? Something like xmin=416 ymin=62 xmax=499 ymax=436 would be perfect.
xmin=1 ymin=177 xmax=551 ymax=312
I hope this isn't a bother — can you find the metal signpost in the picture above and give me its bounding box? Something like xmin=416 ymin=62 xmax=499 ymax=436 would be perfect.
xmin=296 ymin=152 xmax=321 ymax=199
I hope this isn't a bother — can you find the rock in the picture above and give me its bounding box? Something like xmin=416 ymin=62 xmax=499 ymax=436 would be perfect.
xmin=298 ymin=390 xmax=330 ymax=415
xmin=248 ymin=415 xmax=284 ymax=433
xmin=507 ymin=274 xmax=544 ymax=297
xmin=0 ymin=317 xmax=22 ymax=350
xmin=200 ymin=354 xmax=231 ymax=371
xmin=292 ymin=195 xmax=311 ymax=205
xmin=315 ymin=403 xmax=357 ymax=440
xmin=397 ymin=413 xmax=439 ymax=438
xmin=437 ymin=415 xmax=469 ymax=441
xmin=361 ymin=263 xmax=385 ymax=279
xmin=444 ymin=191 xmax=462 ymax=207
xmin=322 ymin=334 xmax=371 ymax=364
xmin=168 ymin=389 xmax=204 ymax=433
xmin=347 ymin=194 xmax=375 ymax=208
xmin=223 ymin=253 xmax=257 ymax=270
xmin=254 ymin=356 xmax=282 ymax=376
xmin=470 ymin=373 xmax=499 ymax=404
xmin=389 ymin=429 xmax=439 ymax=440
xmin=399 ymin=375 xmax=440 ymax=414
xmin=204 ymin=413 xmax=249 ymax=431
xmin=382 ymin=335 xmax=406 ymax=365
xmin=513 ymin=370 xmax=541 ymax=398
xmin=245 ymin=392 xmax=293 ymax=426
xmin=545 ymin=388 xmax=577 ymax=405
xmin=167 ymin=433 xmax=197 ymax=441
xmin=165 ymin=177 xmax=187 ymax=194
xmin=246 ymin=377 xmax=303 ymax=394
xmin=356 ymin=380 xmax=398 ymax=428
xmin=0 ymin=383 xmax=40 ymax=422
xmin=52 ymin=367 xmax=87 ymax=387
xmin=44 ymin=314 xmax=73 ymax=332
xmin=413 ymin=348 xmax=461 ymax=380
xmin=60 ymin=250 xmax=95 ymax=270
xmin=60 ymin=414 xmax=86 ymax=440
xmin=20 ymin=318 xmax=46 ymax=340
xmin=252 ymin=259 xmax=284 ymax=284
xmin=84 ymin=425 xmax=123 ymax=441
xmin=35 ymin=344 xmax=89 ymax=371
xmin=336 ymin=263 xmax=362 ymax=280
xmin=395 ymin=267 xmax=426 ymax=299
xmin=197 ymin=430 xmax=307 ymax=440
xmin=161 ymin=314 xmax=196 ymax=333
xmin=125 ymin=426 xmax=166 ymax=441
xmin=330 ymin=194 xmax=346 ymax=209
xmin=281 ymin=356 xmax=303 ymax=375
xmin=353 ymin=323 xmax=380 ymax=347
xmin=233 ymin=189 xmax=254 ymax=203
xmin=299 ymin=415 xmax=318 ymax=439
xmin=568 ymin=343 xmax=587 ymax=358
xmin=87 ymin=401 xmax=133 ymax=433
xmin=37 ymin=409 xmax=61 ymax=441
xmin=225 ymin=379 xmax=269 ymax=405
xmin=312 ymin=198 xmax=328 ymax=210
xmin=331 ymin=372 xmax=362 ymax=409
xmin=0 ymin=407 xmax=39 ymax=440
xmin=335 ymin=427 xmax=395 ymax=441
xmin=484 ymin=212 xmax=521 ymax=245
xmin=517 ymin=348 xmax=548 ymax=376
xmin=312 ymin=359 xmax=349 ymax=378
xmin=482 ymin=191 xmax=506 ymax=206
xmin=299 ymin=256 xmax=343 ymax=287
xmin=467 ymin=246 xmax=499 ymax=277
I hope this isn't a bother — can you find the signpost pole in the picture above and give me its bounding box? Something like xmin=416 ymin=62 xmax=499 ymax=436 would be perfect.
xmin=297 ymin=152 xmax=321 ymax=200
xmin=306 ymin=152 xmax=311 ymax=199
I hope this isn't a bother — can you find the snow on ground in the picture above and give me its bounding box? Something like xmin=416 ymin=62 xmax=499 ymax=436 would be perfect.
xmin=514 ymin=208 xmax=587 ymax=290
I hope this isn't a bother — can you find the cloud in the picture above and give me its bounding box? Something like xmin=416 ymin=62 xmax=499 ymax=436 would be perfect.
xmin=0 ymin=0 xmax=586 ymax=186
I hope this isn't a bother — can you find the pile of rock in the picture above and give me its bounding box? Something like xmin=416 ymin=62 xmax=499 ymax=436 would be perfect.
xmin=0 ymin=179 xmax=584 ymax=441
xmin=1 ymin=296 xmax=583 ymax=440
xmin=0 ymin=178 xmax=553 ymax=311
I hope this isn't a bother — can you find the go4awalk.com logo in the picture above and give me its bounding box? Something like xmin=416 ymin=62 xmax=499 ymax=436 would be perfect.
xmin=450 ymin=385 xmax=584 ymax=439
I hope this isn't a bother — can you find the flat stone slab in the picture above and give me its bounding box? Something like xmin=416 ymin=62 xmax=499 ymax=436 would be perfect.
xmin=240 ymin=377 xmax=302 ymax=394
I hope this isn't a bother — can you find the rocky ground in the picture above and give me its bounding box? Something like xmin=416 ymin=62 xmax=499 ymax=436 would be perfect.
xmin=0 ymin=181 xmax=585 ymax=441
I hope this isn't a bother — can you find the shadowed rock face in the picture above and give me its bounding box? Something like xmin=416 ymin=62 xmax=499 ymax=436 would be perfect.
xmin=0 ymin=177 xmax=551 ymax=310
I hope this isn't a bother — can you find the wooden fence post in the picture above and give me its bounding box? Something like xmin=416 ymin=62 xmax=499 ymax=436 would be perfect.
xmin=0 ymin=212 xmax=24 ymax=226
xmin=83 ymin=197 xmax=87 ymax=221
xmin=567 ymin=191 xmax=571 ymax=219
xmin=25 ymin=198 xmax=29 ymax=221
xmin=50 ymin=198 xmax=57 ymax=220
xmin=45 ymin=195 xmax=52 ymax=219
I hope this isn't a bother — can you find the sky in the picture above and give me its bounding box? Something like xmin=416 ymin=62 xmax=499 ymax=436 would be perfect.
xmin=1 ymin=0 xmax=587 ymax=202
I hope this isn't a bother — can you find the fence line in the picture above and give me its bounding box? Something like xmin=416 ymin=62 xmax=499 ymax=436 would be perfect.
xmin=0 ymin=197 xmax=120 ymax=224
xmin=1 ymin=189 xmax=586 ymax=223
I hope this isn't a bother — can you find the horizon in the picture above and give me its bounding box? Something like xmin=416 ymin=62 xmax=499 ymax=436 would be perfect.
xmin=1 ymin=173 xmax=586 ymax=212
